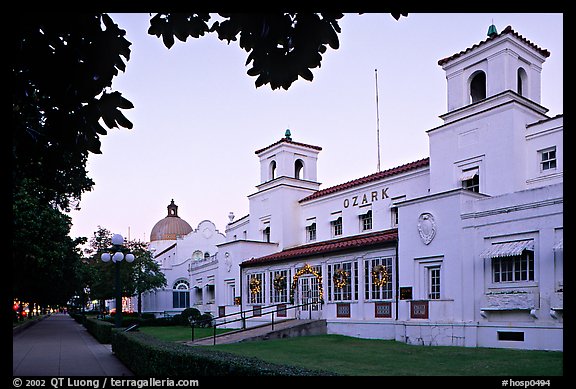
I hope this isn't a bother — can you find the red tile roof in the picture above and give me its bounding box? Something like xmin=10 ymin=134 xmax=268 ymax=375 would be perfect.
xmin=438 ymin=25 xmax=550 ymax=67
xmin=299 ymin=157 xmax=430 ymax=203
xmin=255 ymin=138 xmax=322 ymax=155
xmin=241 ymin=229 xmax=398 ymax=267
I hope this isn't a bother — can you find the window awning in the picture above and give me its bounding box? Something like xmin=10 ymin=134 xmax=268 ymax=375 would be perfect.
xmin=461 ymin=167 xmax=479 ymax=181
xmin=357 ymin=207 xmax=372 ymax=216
xmin=330 ymin=212 xmax=342 ymax=222
xmin=553 ymin=239 xmax=563 ymax=252
xmin=305 ymin=218 xmax=316 ymax=227
xmin=480 ymin=240 xmax=534 ymax=258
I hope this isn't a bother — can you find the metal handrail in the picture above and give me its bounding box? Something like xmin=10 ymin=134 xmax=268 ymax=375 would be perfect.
xmin=190 ymin=299 xmax=323 ymax=345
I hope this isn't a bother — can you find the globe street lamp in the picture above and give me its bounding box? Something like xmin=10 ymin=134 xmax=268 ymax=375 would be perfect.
xmin=101 ymin=233 xmax=134 ymax=328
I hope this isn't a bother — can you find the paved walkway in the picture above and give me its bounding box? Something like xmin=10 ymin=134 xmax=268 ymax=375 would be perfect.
xmin=13 ymin=313 xmax=133 ymax=376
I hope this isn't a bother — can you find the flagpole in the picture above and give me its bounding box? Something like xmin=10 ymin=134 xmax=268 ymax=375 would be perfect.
xmin=375 ymin=69 xmax=381 ymax=172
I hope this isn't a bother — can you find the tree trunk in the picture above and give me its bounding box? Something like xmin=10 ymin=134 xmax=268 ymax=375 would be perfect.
xmin=138 ymin=292 xmax=142 ymax=318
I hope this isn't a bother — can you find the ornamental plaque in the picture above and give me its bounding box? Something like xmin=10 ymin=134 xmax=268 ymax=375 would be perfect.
xmin=417 ymin=213 xmax=436 ymax=245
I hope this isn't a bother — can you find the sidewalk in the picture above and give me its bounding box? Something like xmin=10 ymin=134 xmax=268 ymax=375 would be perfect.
xmin=13 ymin=313 xmax=133 ymax=376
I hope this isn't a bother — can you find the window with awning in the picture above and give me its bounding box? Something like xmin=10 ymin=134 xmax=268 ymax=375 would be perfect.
xmin=480 ymin=240 xmax=534 ymax=258
xmin=330 ymin=213 xmax=343 ymax=237
xmin=461 ymin=167 xmax=479 ymax=192
xmin=553 ymin=239 xmax=563 ymax=252
xmin=481 ymin=240 xmax=535 ymax=283
xmin=305 ymin=218 xmax=317 ymax=242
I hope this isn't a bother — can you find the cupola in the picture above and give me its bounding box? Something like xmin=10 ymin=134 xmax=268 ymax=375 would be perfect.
xmin=149 ymin=199 xmax=193 ymax=241
xmin=438 ymin=25 xmax=550 ymax=114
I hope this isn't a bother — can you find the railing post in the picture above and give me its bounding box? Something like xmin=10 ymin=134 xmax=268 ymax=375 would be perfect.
xmin=271 ymin=311 xmax=274 ymax=331
xmin=213 ymin=319 xmax=216 ymax=345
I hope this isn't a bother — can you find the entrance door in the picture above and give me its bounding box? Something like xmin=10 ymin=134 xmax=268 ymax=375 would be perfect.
xmin=297 ymin=275 xmax=322 ymax=319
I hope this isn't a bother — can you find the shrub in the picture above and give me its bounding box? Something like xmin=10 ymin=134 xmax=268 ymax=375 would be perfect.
xmin=181 ymin=308 xmax=201 ymax=322
xmin=84 ymin=318 xmax=115 ymax=343
xmin=195 ymin=313 xmax=214 ymax=328
xmin=112 ymin=331 xmax=338 ymax=376
xmin=69 ymin=312 xmax=85 ymax=325
xmin=141 ymin=317 xmax=174 ymax=327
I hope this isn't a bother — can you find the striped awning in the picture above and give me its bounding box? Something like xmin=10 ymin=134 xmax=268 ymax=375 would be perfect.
xmin=480 ymin=240 xmax=534 ymax=258
xmin=553 ymin=240 xmax=563 ymax=252
xmin=461 ymin=167 xmax=479 ymax=181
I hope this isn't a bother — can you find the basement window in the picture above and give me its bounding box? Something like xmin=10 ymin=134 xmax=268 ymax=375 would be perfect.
xmin=498 ymin=331 xmax=525 ymax=341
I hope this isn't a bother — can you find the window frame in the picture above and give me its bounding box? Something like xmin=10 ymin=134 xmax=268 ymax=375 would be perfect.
xmin=331 ymin=217 xmax=343 ymax=238
xmin=263 ymin=225 xmax=271 ymax=243
xmin=427 ymin=266 xmax=441 ymax=300
xmin=360 ymin=210 xmax=373 ymax=232
xmin=269 ymin=269 xmax=290 ymax=304
xmin=172 ymin=280 xmax=190 ymax=309
xmin=306 ymin=222 xmax=317 ymax=242
xmin=461 ymin=168 xmax=480 ymax=193
xmin=492 ymin=250 xmax=535 ymax=283
xmin=328 ymin=261 xmax=358 ymax=302
xmin=390 ymin=206 xmax=399 ymax=227
xmin=539 ymin=147 xmax=557 ymax=172
xmin=364 ymin=257 xmax=394 ymax=301
xmin=247 ymin=272 xmax=265 ymax=304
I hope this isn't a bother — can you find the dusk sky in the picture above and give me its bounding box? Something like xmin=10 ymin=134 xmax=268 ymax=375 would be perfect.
xmin=67 ymin=13 xmax=563 ymax=246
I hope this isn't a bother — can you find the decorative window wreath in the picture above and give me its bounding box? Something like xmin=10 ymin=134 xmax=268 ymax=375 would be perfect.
xmin=249 ymin=276 xmax=261 ymax=295
xmin=273 ymin=274 xmax=286 ymax=291
xmin=371 ymin=264 xmax=390 ymax=288
xmin=332 ymin=268 xmax=349 ymax=289
xmin=289 ymin=264 xmax=324 ymax=304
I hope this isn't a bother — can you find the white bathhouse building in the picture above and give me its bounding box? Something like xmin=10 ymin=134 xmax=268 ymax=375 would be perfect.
xmin=134 ymin=25 xmax=563 ymax=351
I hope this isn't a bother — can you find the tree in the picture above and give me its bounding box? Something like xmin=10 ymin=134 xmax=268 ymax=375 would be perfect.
xmin=148 ymin=13 xmax=407 ymax=90
xmin=126 ymin=240 xmax=167 ymax=317
xmin=13 ymin=13 xmax=134 ymax=211
xmin=12 ymin=12 xmax=405 ymax=310
xmin=83 ymin=227 xmax=166 ymax=315
xmin=12 ymin=178 xmax=86 ymax=308
xmin=12 ymin=14 xmax=134 ymax=309
xmin=82 ymin=226 xmax=117 ymax=309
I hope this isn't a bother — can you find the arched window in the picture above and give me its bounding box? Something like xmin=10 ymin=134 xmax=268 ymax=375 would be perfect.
xmin=295 ymin=159 xmax=304 ymax=180
xmin=173 ymin=280 xmax=190 ymax=308
xmin=204 ymin=252 xmax=210 ymax=260
xmin=469 ymin=71 xmax=486 ymax=103
xmin=269 ymin=160 xmax=277 ymax=181
xmin=517 ymin=67 xmax=527 ymax=96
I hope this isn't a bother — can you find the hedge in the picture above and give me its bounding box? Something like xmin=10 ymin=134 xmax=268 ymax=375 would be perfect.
xmin=112 ymin=331 xmax=338 ymax=376
xmin=69 ymin=312 xmax=86 ymax=325
xmin=84 ymin=317 xmax=115 ymax=344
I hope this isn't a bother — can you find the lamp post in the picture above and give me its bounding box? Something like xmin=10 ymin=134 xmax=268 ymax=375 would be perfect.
xmin=100 ymin=233 xmax=135 ymax=328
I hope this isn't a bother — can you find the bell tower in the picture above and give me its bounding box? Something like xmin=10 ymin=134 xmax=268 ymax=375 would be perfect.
xmin=256 ymin=129 xmax=321 ymax=185
xmin=249 ymin=130 xmax=322 ymax=250
xmin=438 ymin=24 xmax=550 ymax=116
xmin=429 ymin=24 xmax=552 ymax=196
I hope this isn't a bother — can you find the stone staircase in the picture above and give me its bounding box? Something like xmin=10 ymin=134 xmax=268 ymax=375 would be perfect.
xmin=184 ymin=319 xmax=327 ymax=346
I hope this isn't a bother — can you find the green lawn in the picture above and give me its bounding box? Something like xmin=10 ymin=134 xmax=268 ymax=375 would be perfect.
xmin=138 ymin=326 xmax=232 ymax=342
xmin=205 ymin=335 xmax=562 ymax=376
